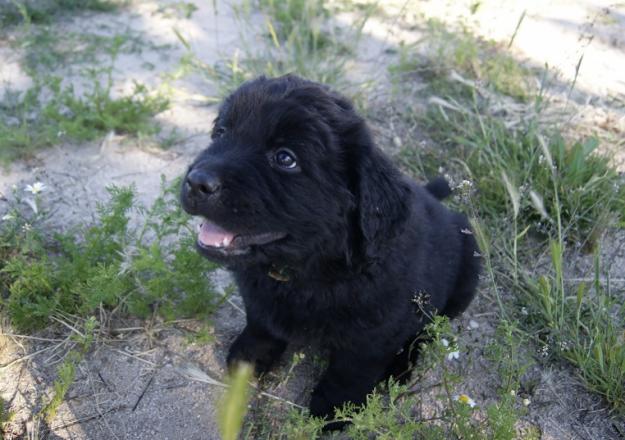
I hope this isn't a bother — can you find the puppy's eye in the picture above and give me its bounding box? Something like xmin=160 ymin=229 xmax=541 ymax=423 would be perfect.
xmin=213 ymin=126 xmax=226 ymax=138
xmin=274 ymin=149 xmax=297 ymax=169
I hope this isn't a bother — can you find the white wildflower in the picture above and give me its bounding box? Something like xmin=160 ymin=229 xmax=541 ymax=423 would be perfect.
xmin=2 ymin=213 xmax=14 ymax=221
xmin=25 ymin=182 xmax=46 ymax=195
xmin=447 ymin=350 xmax=460 ymax=361
xmin=441 ymin=338 xmax=450 ymax=347
xmin=522 ymin=398 xmax=531 ymax=406
xmin=454 ymin=394 xmax=476 ymax=408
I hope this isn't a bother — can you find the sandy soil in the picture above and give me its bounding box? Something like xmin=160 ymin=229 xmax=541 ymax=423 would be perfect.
xmin=1 ymin=1 xmax=625 ymax=439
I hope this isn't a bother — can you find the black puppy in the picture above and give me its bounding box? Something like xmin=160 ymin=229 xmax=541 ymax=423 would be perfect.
xmin=180 ymin=74 xmax=480 ymax=424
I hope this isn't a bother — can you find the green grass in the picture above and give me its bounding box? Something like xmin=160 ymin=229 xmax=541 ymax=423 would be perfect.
xmin=0 ymin=0 xmax=120 ymax=27
xmin=173 ymin=0 xmax=372 ymax=103
xmin=154 ymin=1 xmax=198 ymax=19
xmin=0 ymin=72 xmax=168 ymax=163
xmin=40 ymin=317 xmax=97 ymax=423
xmin=422 ymin=101 xmax=624 ymax=246
xmin=390 ymin=19 xmax=532 ymax=101
xmin=521 ymin=243 xmax=625 ymax=412
xmin=0 ymin=179 xmax=220 ymax=332
xmin=14 ymin=26 xmax=165 ymax=73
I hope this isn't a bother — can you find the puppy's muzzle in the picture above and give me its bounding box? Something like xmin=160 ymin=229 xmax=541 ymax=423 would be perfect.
xmin=184 ymin=169 xmax=222 ymax=205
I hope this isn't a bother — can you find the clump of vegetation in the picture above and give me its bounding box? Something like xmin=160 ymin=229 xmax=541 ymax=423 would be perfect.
xmin=521 ymin=242 xmax=625 ymax=413
xmin=423 ymin=101 xmax=624 ymax=246
xmin=391 ymin=19 xmax=531 ymax=101
xmin=0 ymin=0 xmax=119 ymax=27
xmin=0 ymin=73 xmax=168 ymax=163
xmin=0 ymin=179 xmax=219 ymax=332
xmin=15 ymin=27 xmax=162 ymax=73
xmin=40 ymin=316 xmax=97 ymax=423
xmin=173 ymin=0 xmax=371 ymax=101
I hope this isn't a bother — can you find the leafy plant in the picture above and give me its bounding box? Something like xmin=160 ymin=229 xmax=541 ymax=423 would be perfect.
xmin=1 ymin=179 xmax=219 ymax=331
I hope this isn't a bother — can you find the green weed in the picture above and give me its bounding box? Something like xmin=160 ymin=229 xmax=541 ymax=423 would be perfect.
xmin=409 ymin=88 xmax=625 ymax=247
xmin=0 ymin=0 xmax=119 ymax=27
xmin=0 ymin=74 xmax=168 ymax=163
xmin=14 ymin=27 xmax=163 ymax=73
xmin=0 ymin=397 xmax=15 ymax=430
xmin=155 ymin=1 xmax=198 ymax=19
xmin=219 ymin=363 xmax=254 ymax=440
xmin=175 ymin=0 xmax=371 ymax=102
xmin=390 ymin=19 xmax=531 ymax=101
xmin=522 ymin=244 xmax=625 ymax=413
xmin=40 ymin=317 xmax=97 ymax=423
xmin=0 ymin=179 xmax=219 ymax=331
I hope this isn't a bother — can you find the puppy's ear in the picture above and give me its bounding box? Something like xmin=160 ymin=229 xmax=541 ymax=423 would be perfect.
xmin=355 ymin=142 xmax=410 ymax=257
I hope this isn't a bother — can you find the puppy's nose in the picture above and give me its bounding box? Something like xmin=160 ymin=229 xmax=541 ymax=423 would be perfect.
xmin=185 ymin=169 xmax=222 ymax=198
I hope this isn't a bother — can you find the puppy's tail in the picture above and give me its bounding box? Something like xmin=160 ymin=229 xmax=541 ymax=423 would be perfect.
xmin=425 ymin=176 xmax=452 ymax=200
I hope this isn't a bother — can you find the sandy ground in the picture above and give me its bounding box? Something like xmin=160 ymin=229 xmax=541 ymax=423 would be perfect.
xmin=1 ymin=1 xmax=625 ymax=439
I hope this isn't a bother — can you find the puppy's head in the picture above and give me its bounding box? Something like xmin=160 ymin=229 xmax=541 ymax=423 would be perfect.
xmin=181 ymin=75 xmax=408 ymax=269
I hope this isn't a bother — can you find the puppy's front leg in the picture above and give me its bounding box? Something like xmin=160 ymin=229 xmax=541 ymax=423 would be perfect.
xmin=309 ymin=348 xmax=393 ymax=428
xmin=227 ymin=321 xmax=287 ymax=376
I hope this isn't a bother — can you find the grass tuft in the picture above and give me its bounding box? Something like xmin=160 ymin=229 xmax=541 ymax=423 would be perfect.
xmin=0 ymin=74 xmax=168 ymax=163
xmin=0 ymin=0 xmax=120 ymax=27
xmin=522 ymin=244 xmax=625 ymax=413
xmin=390 ymin=19 xmax=532 ymax=101
xmin=0 ymin=179 xmax=219 ymax=332
xmin=174 ymin=0 xmax=371 ymax=102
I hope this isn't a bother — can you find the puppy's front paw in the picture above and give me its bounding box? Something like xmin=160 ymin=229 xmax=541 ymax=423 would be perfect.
xmin=309 ymin=386 xmax=348 ymax=431
xmin=226 ymin=326 xmax=286 ymax=376
xmin=309 ymin=389 xmax=333 ymax=420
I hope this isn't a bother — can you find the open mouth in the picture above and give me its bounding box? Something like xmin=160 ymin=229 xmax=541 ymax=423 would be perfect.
xmin=197 ymin=219 xmax=286 ymax=255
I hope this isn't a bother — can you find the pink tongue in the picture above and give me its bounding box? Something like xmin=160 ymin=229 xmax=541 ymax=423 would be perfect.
xmin=198 ymin=221 xmax=236 ymax=247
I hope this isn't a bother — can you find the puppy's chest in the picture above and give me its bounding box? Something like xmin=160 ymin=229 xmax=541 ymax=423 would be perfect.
xmin=239 ymin=274 xmax=402 ymax=341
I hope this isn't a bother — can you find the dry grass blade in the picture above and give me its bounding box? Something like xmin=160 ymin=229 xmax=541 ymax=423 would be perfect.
xmin=174 ymin=362 xmax=304 ymax=409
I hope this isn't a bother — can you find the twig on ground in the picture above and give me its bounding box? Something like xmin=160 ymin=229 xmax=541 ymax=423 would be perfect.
xmin=0 ymin=333 xmax=65 ymax=342
xmin=132 ymin=374 xmax=155 ymax=411
xmin=108 ymin=348 xmax=158 ymax=367
xmin=0 ymin=336 xmax=71 ymax=370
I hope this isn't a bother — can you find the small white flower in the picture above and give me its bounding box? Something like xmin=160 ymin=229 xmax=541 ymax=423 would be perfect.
xmin=25 ymin=182 xmax=46 ymax=195
xmin=522 ymin=398 xmax=531 ymax=406
xmin=510 ymin=389 xmax=516 ymax=396
xmin=441 ymin=338 xmax=449 ymax=347
xmin=447 ymin=350 xmax=460 ymax=361
xmin=2 ymin=213 xmax=14 ymax=221
xmin=521 ymin=307 xmax=528 ymax=316
xmin=454 ymin=394 xmax=476 ymax=408
xmin=22 ymin=223 xmax=32 ymax=232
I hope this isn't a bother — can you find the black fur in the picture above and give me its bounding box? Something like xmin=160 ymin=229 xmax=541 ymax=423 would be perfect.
xmin=180 ymin=74 xmax=480 ymax=426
